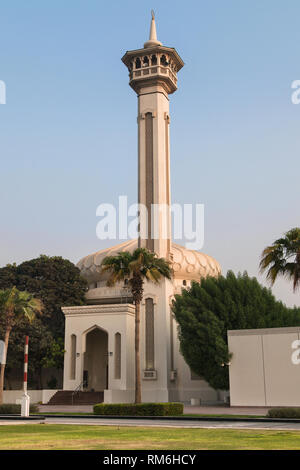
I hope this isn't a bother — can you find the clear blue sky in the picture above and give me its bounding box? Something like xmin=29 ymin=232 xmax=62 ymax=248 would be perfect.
xmin=0 ymin=0 xmax=299 ymax=307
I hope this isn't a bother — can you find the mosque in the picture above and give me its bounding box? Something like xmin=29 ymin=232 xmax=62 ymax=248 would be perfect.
xmin=61 ymin=13 xmax=221 ymax=404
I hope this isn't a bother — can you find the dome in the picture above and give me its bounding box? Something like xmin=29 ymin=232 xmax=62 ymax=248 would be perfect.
xmin=77 ymin=239 xmax=221 ymax=284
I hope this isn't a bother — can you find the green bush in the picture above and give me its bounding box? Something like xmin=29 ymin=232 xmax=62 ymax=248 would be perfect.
xmin=93 ymin=402 xmax=183 ymax=416
xmin=0 ymin=403 xmax=39 ymax=415
xmin=267 ymin=408 xmax=300 ymax=419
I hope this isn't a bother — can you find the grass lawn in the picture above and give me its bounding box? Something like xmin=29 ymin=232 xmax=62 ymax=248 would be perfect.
xmin=0 ymin=424 xmax=300 ymax=450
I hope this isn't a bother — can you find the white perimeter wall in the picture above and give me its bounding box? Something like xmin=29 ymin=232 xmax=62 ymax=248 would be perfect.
xmin=228 ymin=327 xmax=300 ymax=406
xmin=2 ymin=389 xmax=57 ymax=404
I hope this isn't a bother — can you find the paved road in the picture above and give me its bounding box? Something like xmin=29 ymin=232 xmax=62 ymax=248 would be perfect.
xmin=2 ymin=416 xmax=300 ymax=431
xmin=42 ymin=417 xmax=300 ymax=430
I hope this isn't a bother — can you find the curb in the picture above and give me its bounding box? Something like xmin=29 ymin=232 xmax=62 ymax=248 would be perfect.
xmin=31 ymin=414 xmax=300 ymax=424
xmin=0 ymin=415 xmax=45 ymax=421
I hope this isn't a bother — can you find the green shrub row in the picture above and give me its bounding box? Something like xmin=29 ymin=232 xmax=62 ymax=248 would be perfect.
xmin=0 ymin=403 xmax=39 ymax=414
xmin=93 ymin=402 xmax=183 ymax=416
xmin=267 ymin=407 xmax=300 ymax=419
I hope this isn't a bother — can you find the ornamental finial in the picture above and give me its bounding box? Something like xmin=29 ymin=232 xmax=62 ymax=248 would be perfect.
xmin=144 ymin=10 xmax=162 ymax=48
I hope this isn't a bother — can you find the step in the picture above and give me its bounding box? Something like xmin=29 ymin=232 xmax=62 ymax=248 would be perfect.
xmin=47 ymin=391 xmax=104 ymax=405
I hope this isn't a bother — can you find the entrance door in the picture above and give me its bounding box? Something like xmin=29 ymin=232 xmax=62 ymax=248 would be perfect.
xmin=83 ymin=328 xmax=108 ymax=391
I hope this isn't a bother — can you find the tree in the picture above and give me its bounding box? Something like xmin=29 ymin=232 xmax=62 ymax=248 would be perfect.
xmin=0 ymin=255 xmax=88 ymax=337
xmin=0 ymin=287 xmax=43 ymax=403
xmin=0 ymin=317 xmax=53 ymax=390
xmin=41 ymin=337 xmax=65 ymax=370
xmin=0 ymin=255 xmax=88 ymax=387
xmin=260 ymin=227 xmax=300 ymax=291
xmin=101 ymin=248 xmax=172 ymax=403
xmin=172 ymin=271 xmax=300 ymax=391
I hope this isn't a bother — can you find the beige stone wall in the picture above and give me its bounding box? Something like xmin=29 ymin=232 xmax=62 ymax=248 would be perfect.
xmin=228 ymin=327 xmax=300 ymax=406
xmin=138 ymin=84 xmax=171 ymax=259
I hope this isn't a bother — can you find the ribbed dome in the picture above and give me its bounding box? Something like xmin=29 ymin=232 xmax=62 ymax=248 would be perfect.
xmin=77 ymin=239 xmax=221 ymax=284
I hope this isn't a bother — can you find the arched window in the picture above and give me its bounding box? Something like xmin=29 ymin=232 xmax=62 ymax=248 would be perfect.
xmin=145 ymin=298 xmax=155 ymax=370
xmin=190 ymin=368 xmax=202 ymax=380
xmin=70 ymin=334 xmax=76 ymax=380
xmin=114 ymin=333 xmax=121 ymax=379
xmin=143 ymin=56 xmax=149 ymax=67
xmin=151 ymin=54 xmax=157 ymax=65
xmin=160 ymin=55 xmax=168 ymax=66
xmin=135 ymin=57 xmax=141 ymax=69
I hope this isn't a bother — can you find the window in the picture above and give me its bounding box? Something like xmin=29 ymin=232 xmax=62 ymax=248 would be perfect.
xmin=145 ymin=298 xmax=155 ymax=370
xmin=70 ymin=334 xmax=76 ymax=380
xmin=151 ymin=55 xmax=157 ymax=65
xmin=114 ymin=333 xmax=121 ymax=379
xmin=160 ymin=55 xmax=168 ymax=66
xmin=135 ymin=57 xmax=141 ymax=69
xmin=190 ymin=369 xmax=202 ymax=380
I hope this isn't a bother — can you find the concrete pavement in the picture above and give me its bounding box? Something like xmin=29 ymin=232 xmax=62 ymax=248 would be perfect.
xmin=37 ymin=404 xmax=271 ymax=416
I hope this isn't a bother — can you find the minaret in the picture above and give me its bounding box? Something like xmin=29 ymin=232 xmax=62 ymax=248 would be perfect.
xmin=122 ymin=12 xmax=184 ymax=259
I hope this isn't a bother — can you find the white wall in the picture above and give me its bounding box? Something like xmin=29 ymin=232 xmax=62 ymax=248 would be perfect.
xmin=228 ymin=327 xmax=300 ymax=407
xmin=62 ymin=304 xmax=136 ymax=396
xmin=3 ymin=389 xmax=57 ymax=404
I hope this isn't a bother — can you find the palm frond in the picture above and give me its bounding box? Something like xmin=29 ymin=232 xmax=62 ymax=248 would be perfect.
xmin=260 ymin=228 xmax=300 ymax=292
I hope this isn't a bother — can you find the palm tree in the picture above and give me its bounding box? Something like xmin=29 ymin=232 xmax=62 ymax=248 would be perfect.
xmin=0 ymin=286 xmax=43 ymax=403
xmin=260 ymin=228 xmax=300 ymax=292
xmin=101 ymin=248 xmax=172 ymax=403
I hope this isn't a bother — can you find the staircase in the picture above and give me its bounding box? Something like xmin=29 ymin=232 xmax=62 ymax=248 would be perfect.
xmin=47 ymin=391 xmax=104 ymax=405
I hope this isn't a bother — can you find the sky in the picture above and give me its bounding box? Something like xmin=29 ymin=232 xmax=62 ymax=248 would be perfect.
xmin=0 ymin=0 xmax=299 ymax=307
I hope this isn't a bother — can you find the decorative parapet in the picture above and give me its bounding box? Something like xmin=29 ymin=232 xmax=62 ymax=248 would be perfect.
xmin=62 ymin=304 xmax=136 ymax=317
xmin=86 ymin=286 xmax=132 ymax=301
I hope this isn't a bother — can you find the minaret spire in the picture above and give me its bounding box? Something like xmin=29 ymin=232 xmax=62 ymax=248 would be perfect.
xmin=144 ymin=10 xmax=162 ymax=48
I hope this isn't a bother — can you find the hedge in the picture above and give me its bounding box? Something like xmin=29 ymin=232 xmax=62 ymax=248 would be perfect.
xmin=267 ymin=408 xmax=300 ymax=419
xmin=93 ymin=402 xmax=184 ymax=416
xmin=0 ymin=403 xmax=39 ymax=415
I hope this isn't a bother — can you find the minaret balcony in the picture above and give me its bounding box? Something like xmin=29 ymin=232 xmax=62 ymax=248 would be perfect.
xmin=130 ymin=64 xmax=177 ymax=84
xmin=122 ymin=45 xmax=184 ymax=96
xmin=129 ymin=64 xmax=178 ymax=94
xmin=126 ymin=59 xmax=180 ymax=95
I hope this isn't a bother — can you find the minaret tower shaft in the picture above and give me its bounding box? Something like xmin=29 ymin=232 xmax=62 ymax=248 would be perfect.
xmin=122 ymin=12 xmax=184 ymax=259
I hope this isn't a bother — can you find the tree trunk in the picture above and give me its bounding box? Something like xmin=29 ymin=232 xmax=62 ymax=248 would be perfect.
xmin=135 ymin=301 xmax=142 ymax=404
xmin=0 ymin=328 xmax=11 ymax=404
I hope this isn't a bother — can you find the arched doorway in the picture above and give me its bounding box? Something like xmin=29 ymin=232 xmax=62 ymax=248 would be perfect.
xmin=83 ymin=327 xmax=108 ymax=391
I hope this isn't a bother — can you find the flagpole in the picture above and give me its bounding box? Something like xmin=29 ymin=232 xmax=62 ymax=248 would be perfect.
xmin=21 ymin=336 xmax=30 ymax=417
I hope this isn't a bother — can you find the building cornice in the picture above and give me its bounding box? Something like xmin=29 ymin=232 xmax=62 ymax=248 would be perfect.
xmin=62 ymin=304 xmax=136 ymax=317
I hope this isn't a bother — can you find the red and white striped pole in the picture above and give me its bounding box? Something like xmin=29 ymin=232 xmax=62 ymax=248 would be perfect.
xmin=23 ymin=336 xmax=29 ymax=394
xmin=21 ymin=336 xmax=30 ymax=417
